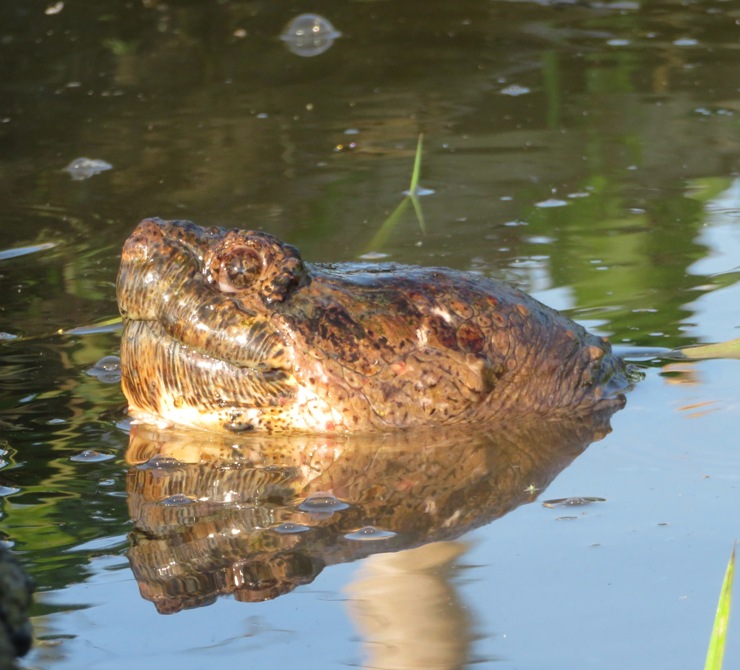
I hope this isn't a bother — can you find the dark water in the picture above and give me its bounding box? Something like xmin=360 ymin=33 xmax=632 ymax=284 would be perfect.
xmin=1 ymin=1 xmax=739 ymax=668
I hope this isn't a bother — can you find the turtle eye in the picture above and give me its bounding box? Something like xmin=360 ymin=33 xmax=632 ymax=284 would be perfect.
xmin=218 ymin=247 xmax=262 ymax=293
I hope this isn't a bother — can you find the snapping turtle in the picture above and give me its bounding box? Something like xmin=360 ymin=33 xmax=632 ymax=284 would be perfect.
xmin=117 ymin=218 xmax=630 ymax=434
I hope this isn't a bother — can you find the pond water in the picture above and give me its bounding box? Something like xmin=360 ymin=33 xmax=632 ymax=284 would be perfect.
xmin=1 ymin=0 xmax=739 ymax=668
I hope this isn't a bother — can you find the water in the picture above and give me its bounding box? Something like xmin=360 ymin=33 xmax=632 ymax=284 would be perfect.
xmin=1 ymin=0 xmax=739 ymax=668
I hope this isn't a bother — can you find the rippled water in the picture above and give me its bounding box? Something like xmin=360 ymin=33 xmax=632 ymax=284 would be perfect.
xmin=1 ymin=1 xmax=739 ymax=668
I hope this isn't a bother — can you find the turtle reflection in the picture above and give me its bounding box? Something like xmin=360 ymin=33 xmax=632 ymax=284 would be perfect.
xmin=125 ymin=408 xmax=618 ymax=613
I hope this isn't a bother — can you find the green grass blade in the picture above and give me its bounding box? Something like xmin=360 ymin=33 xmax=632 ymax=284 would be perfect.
xmin=409 ymin=194 xmax=427 ymax=235
xmin=63 ymin=316 xmax=123 ymax=336
xmin=365 ymin=197 xmax=411 ymax=253
xmin=705 ymin=546 xmax=736 ymax=670
xmin=669 ymin=338 xmax=740 ymax=360
xmin=3 ymin=316 xmax=123 ymax=343
xmin=365 ymin=133 xmax=426 ymax=252
xmin=409 ymin=133 xmax=424 ymax=195
xmin=366 ymin=134 xmax=425 ymax=252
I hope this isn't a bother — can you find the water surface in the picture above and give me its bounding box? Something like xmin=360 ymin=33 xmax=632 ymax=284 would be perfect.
xmin=1 ymin=1 xmax=739 ymax=668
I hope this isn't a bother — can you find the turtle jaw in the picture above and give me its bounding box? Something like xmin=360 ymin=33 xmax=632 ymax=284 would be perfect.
xmin=120 ymin=319 xmax=298 ymax=433
xmin=117 ymin=217 xmax=302 ymax=433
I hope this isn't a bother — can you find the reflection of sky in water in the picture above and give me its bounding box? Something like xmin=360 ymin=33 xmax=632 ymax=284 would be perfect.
xmin=532 ymin=285 xmax=573 ymax=313
xmin=690 ymin=179 xmax=740 ymax=276
xmin=35 ymin=557 xmax=358 ymax=669
xmin=686 ymin=179 xmax=740 ymax=341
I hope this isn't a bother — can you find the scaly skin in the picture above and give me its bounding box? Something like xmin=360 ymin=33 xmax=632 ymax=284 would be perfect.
xmin=117 ymin=218 xmax=630 ymax=433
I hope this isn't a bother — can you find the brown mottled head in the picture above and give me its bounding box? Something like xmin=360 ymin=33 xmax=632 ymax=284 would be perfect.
xmin=117 ymin=218 xmax=631 ymax=434
xmin=202 ymin=228 xmax=307 ymax=305
xmin=117 ymin=218 xmax=309 ymax=433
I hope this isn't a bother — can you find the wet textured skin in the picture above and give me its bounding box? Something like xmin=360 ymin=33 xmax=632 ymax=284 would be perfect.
xmin=117 ymin=218 xmax=630 ymax=434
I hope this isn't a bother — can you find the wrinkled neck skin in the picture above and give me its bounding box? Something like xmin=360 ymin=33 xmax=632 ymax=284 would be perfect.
xmin=117 ymin=218 xmax=631 ymax=434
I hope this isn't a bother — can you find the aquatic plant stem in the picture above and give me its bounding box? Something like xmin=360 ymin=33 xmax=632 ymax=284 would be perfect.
xmin=365 ymin=134 xmax=426 ymax=253
xmin=705 ymin=545 xmax=735 ymax=670
xmin=409 ymin=133 xmax=424 ymax=195
xmin=366 ymin=198 xmax=411 ymax=252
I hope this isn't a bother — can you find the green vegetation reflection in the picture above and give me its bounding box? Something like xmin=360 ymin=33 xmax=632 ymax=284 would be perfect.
xmin=366 ymin=134 xmax=427 ymax=253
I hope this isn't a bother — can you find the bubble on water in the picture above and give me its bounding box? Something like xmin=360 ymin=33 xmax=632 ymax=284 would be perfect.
xmin=542 ymin=496 xmax=606 ymax=508
xmin=86 ymin=355 xmax=121 ymax=384
xmin=63 ymin=157 xmax=113 ymax=180
xmin=500 ymin=84 xmax=530 ymax=97
xmin=280 ymin=14 xmax=341 ymax=57
xmin=138 ymin=455 xmax=182 ymax=470
xmin=45 ymin=2 xmax=64 ymax=16
xmin=160 ymin=494 xmax=195 ymax=507
xmin=297 ymin=492 xmax=350 ymax=515
xmin=273 ymin=522 xmax=312 ymax=535
xmin=358 ymin=251 xmax=390 ymax=260
xmin=402 ymin=186 xmax=435 ymax=197
xmin=115 ymin=416 xmax=133 ymax=433
xmin=525 ymin=235 xmax=555 ymax=245
xmin=69 ymin=450 xmax=115 ymax=463
xmin=344 ymin=526 xmax=397 ymax=541
xmin=535 ymin=198 xmax=568 ymax=208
